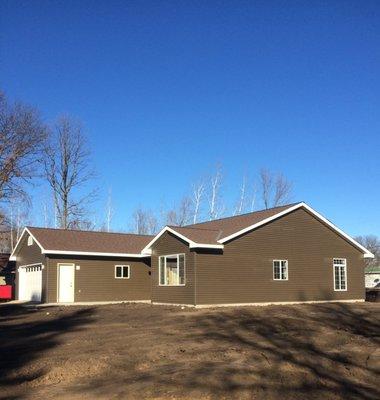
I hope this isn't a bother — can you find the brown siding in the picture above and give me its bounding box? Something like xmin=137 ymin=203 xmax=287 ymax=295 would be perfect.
xmin=196 ymin=208 xmax=366 ymax=305
xmin=15 ymin=234 xmax=47 ymax=302
xmin=151 ymin=232 xmax=195 ymax=305
xmin=46 ymin=256 xmax=151 ymax=303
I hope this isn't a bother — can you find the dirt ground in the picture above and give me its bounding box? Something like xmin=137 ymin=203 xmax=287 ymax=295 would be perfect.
xmin=0 ymin=302 xmax=379 ymax=400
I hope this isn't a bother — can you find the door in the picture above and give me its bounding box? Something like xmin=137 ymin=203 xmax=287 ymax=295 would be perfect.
xmin=19 ymin=264 xmax=42 ymax=302
xmin=58 ymin=264 xmax=75 ymax=302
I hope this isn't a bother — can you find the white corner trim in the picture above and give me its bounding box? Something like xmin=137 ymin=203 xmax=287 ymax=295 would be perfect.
xmin=42 ymin=249 xmax=150 ymax=258
xmin=141 ymin=226 xmax=224 ymax=253
xmin=10 ymin=227 xmax=45 ymax=260
xmin=218 ymin=202 xmax=375 ymax=258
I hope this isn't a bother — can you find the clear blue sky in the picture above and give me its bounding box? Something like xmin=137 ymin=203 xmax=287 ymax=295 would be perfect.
xmin=1 ymin=0 xmax=379 ymax=235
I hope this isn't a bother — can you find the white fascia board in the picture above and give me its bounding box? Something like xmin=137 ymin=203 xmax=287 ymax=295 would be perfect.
xmin=189 ymin=243 xmax=224 ymax=249
xmin=218 ymin=203 xmax=304 ymax=244
xmin=300 ymin=203 xmax=374 ymax=258
xmin=10 ymin=227 xmax=45 ymax=260
xmin=218 ymin=202 xmax=375 ymax=258
xmin=42 ymin=250 xmax=150 ymax=258
xmin=141 ymin=226 xmax=190 ymax=253
xmin=141 ymin=226 xmax=223 ymax=253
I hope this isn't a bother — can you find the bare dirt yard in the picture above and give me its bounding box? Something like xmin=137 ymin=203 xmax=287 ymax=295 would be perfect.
xmin=0 ymin=302 xmax=379 ymax=400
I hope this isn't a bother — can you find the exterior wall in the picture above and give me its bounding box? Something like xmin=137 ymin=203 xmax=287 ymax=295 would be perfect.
xmin=151 ymin=232 xmax=196 ymax=305
xmin=15 ymin=234 xmax=47 ymax=302
xmin=365 ymin=273 xmax=380 ymax=288
xmin=195 ymin=208 xmax=366 ymax=305
xmin=46 ymin=255 xmax=151 ymax=303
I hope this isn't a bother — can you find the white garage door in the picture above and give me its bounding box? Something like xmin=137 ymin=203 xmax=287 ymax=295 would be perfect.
xmin=19 ymin=264 xmax=42 ymax=302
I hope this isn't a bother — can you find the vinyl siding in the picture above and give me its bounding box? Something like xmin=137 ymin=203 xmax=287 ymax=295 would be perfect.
xmin=15 ymin=234 xmax=47 ymax=302
xmin=46 ymin=256 xmax=151 ymax=302
xmin=195 ymin=208 xmax=365 ymax=305
xmin=151 ymin=232 xmax=195 ymax=305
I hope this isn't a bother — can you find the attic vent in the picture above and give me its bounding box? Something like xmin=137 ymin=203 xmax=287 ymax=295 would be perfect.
xmin=27 ymin=236 xmax=33 ymax=246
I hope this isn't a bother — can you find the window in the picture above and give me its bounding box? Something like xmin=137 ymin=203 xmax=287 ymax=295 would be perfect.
xmin=115 ymin=265 xmax=130 ymax=279
xmin=333 ymin=258 xmax=347 ymax=291
xmin=159 ymin=254 xmax=185 ymax=286
xmin=273 ymin=260 xmax=288 ymax=280
xmin=27 ymin=236 xmax=33 ymax=246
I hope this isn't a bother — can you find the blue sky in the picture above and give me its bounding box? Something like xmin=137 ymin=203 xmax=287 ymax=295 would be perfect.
xmin=1 ymin=0 xmax=379 ymax=235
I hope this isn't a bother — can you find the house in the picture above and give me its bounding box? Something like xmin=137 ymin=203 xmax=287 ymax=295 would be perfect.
xmin=10 ymin=227 xmax=152 ymax=303
xmin=143 ymin=202 xmax=374 ymax=306
xmin=11 ymin=202 xmax=374 ymax=306
xmin=365 ymin=265 xmax=380 ymax=288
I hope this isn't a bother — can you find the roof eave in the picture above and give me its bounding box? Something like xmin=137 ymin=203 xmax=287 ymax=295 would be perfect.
xmin=42 ymin=250 xmax=150 ymax=258
xmin=142 ymin=226 xmax=224 ymax=252
xmin=218 ymin=202 xmax=374 ymax=257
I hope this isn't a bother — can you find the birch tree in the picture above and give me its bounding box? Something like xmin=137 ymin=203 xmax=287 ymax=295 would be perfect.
xmin=191 ymin=181 xmax=204 ymax=224
xmin=105 ymin=189 xmax=113 ymax=232
xmin=44 ymin=116 xmax=96 ymax=229
xmin=208 ymin=165 xmax=224 ymax=220
xmin=234 ymin=176 xmax=247 ymax=215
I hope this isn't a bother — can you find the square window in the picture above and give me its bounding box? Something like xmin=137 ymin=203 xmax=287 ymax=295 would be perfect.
xmin=159 ymin=254 xmax=185 ymax=286
xmin=115 ymin=265 xmax=130 ymax=279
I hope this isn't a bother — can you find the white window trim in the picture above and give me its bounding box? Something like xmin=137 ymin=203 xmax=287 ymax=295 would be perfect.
xmin=27 ymin=236 xmax=33 ymax=246
xmin=333 ymin=258 xmax=347 ymax=291
xmin=159 ymin=253 xmax=186 ymax=286
xmin=273 ymin=259 xmax=289 ymax=281
xmin=115 ymin=265 xmax=130 ymax=279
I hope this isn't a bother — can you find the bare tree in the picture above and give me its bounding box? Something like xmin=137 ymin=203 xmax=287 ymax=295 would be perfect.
xmin=250 ymin=181 xmax=257 ymax=212
xmin=8 ymin=196 xmax=30 ymax=250
xmin=260 ymin=168 xmax=273 ymax=210
xmin=234 ymin=176 xmax=247 ymax=215
xmin=0 ymin=91 xmax=47 ymax=203
xmin=259 ymin=168 xmax=293 ymax=209
xmin=165 ymin=197 xmax=193 ymax=226
xmin=273 ymin=173 xmax=292 ymax=207
xmin=44 ymin=116 xmax=96 ymax=229
xmin=208 ymin=165 xmax=224 ymax=220
xmin=191 ymin=181 xmax=204 ymax=224
xmin=132 ymin=208 xmax=158 ymax=235
xmin=355 ymin=235 xmax=380 ymax=267
xmin=105 ymin=188 xmax=113 ymax=232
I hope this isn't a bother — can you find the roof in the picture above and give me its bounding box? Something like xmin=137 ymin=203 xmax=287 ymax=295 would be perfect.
xmin=142 ymin=202 xmax=375 ymax=258
xmin=181 ymin=203 xmax=299 ymax=244
xmin=365 ymin=265 xmax=380 ymax=274
xmin=10 ymin=227 xmax=153 ymax=259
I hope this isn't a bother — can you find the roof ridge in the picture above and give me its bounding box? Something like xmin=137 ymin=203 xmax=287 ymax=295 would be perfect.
xmin=27 ymin=226 xmax=154 ymax=238
xmin=184 ymin=202 xmax=302 ymax=227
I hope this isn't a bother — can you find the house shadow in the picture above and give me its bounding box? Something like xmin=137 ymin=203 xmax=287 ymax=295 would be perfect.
xmin=0 ymin=304 xmax=95 ymax=400
xmin=73 ymin=301 xmax=379 ymax=400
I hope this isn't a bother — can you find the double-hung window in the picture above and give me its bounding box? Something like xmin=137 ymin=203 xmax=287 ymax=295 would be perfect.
xmin=273 ymin=260 xmax=288 ymax=280
xmin=115 ymin=265 xmax=130 ymax=279
xmin=159 ymin=254 xmax=185 ymax=286
xmin=333 ymin=258 xmax=347 ymax=291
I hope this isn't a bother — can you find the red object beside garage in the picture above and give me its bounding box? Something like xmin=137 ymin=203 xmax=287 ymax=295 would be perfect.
xmin=0 ymin=285 xmax=12 ymax=300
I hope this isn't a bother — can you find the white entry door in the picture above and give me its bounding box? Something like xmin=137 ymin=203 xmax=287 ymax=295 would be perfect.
xmin=19 ymin=264 xmax=42 ymax=301
xmin=58 ymin=264 xmax=75 ymax=302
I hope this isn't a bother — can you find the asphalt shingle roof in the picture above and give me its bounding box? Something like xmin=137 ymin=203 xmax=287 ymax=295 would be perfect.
xmin=27 ymin=227 xmax=153 ymax=254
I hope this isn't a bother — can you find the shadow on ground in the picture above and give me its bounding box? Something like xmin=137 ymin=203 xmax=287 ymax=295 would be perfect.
xmin=76 ymin=302 xmax=380 ymax=400
xmin=0 ymin=304 xmax=95 ymax=400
